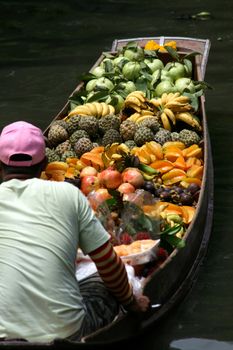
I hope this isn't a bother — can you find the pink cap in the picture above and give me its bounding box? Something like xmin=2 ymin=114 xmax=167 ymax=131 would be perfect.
xmin=0 ymin=121 xmax=46 ymax=166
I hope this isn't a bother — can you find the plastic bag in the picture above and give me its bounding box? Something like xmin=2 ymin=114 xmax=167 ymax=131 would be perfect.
xmin=75 ymin=259 xmax=145 ymax=296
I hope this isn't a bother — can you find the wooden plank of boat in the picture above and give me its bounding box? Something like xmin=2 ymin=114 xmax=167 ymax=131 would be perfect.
xmin=0 ymin=36 xmax=213 ymax=348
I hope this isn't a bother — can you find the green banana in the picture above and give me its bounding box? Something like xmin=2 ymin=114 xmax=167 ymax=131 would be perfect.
xmin=138 ymin=163 xmax=159 ymax=175
xmin=160 ymin=223 xmax=182 ymax=236
xmin=166 ymin=214 xmax=183 ymax=224
xmin=140 ymin=171 xmax=156 ymax=181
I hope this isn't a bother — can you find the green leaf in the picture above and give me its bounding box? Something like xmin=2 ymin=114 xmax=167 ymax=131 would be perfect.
xmin=164 ymin=234 xmax=185 ymax=249
xmin=193 ymin=80 xmax=213 ymax=90
xmin=160 ymin=224 xmax=182 ymax=236
xmin=183 ymin=92 xmax=199 ymax=112
xmin=125 ymin=41 xmax=139 ymax=50
xmin=164 ymin=46 xmax=180 ymax=61
xmin=144 ymin=50 xmax=159 ymax=58
xmin=78 ymin=72 xmax=96 ymax=82
xmin=135 ymin=76 xmax=149 ymax=92
xmin=85 ymin=90 xmax=110 ymax=103
xmin=102 ymin=52 xmax=115 ymax=59
xmin=183 ymin=52 xmax=201 ymax=60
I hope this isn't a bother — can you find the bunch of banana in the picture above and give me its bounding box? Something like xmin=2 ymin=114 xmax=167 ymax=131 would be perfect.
xmin=127 ymin=110 xmax=158 ymax=124
xmin=123 ymin=91 xmax=148 ymax=113
xmin=150 ymin=92 xmax=192 ymax=111
xmin=67 ymin=102 xmax=115 ymax=120
xmin=149 ymin=92 xmax=201 ymax=131
xmin=101 ymin=143 xmax=130 ymax=168
xmin=175 ymin=112 xmax=202 ymax=132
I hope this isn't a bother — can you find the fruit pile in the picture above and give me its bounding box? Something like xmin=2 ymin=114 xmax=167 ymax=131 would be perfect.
xmin=42 ymin=39 xmax=208 ymax=259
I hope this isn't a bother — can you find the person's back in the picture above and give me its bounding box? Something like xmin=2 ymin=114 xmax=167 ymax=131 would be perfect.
xmin=0 ymin=121 xmax=150 ymax=342
xmin=0 ymin=178 xmax=109 ymax=341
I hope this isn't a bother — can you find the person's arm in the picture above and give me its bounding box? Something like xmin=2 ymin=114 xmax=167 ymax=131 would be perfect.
xmin=89 ymin=239 xmax=150 ymax=313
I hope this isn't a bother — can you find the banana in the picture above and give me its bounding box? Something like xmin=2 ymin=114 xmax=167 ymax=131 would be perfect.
xmin=104 ymin=143 xmax=120 ymax=158
xmin=127 ymin=90 xmax=146 ymax=103
xmin=173 ymin=95 xmax=190 ymax=104
xmin=138 ymin=163 xmax=159 ymax=175
xmin=167 ymin=92 xmax=181 ymax=101
xmin=176 ymin=226 xmax=185 ymax=238
xmin=165 ymin=92 xmax=180 ymax=103
xmin=117 ymin=143 xmax=130 ymax=154
xmin=108 ymin=105 xmax=115 ymax=115
xmin=139 ymin=170 xmax=157 ymax=181
xmin=136 ymin=115 xmax=156 ymax=124
xmin=68 ymin=105 xmax=91 ymax=117
xmin=161 ymin=93 xmax=168 ymax=105
xmin=160 ymin=223 xmax=182 ymax=236
xmin=163 ymin=108 xmax=176 ymax=125
xmin=102 ymin=152 xmax=111 ymax=168
xmin=128 ymin=112 xmax=141 ymax=122
xmin=85 ymin=102 xmax=97 ymax=116
xmin=150 ymin=98 xmax=162 ymax=108
xmin=166 ymin=214 xmax=183 ymax=224
xmin=92 ymin=102 xmax=103 ymax=118
xmin=165 ymin=102 xmax=192 ymax=113
xmin=100 ymin=102 xmax=110 ymax=117
xmin=140 ymin=110 xmax=154 ymax=116
xmin=175 ymin=112 xmax=202 ymax=131
xmin=160 ymin=112 xmax=172 ymax=131
xmin=164 ymin=101 xmax=186 ymax=109
xmin=125 ymin=103 xmax=142 ymax=113
xmin=125 ymin=96 xmax=142 ymax=107
xmin=111 ymin=153 xmax=123 ymax=160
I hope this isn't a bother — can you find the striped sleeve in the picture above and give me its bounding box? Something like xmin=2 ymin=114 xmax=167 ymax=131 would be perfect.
xmin=89 ymin=240 xmax=134 ymax=306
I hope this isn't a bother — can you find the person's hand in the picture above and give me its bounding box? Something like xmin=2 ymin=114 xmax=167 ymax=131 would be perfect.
xmin=125 ymin=294 xmax=150 ymax=313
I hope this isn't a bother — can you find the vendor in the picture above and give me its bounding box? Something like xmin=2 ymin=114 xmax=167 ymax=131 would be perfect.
xmin=0 ymin=121 xmax=150 ymax=343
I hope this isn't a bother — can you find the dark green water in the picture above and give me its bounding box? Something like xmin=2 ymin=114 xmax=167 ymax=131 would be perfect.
xmin=0 ymin=1 xmax=233 ymax=349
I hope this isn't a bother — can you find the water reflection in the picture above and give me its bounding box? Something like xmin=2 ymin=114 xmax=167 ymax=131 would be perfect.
xmin=170 ymin=338 xmax=233 ymax=350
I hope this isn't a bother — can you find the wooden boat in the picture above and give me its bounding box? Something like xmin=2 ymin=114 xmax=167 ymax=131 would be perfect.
xmin=0 ymin=37 xmax=213 ymax=348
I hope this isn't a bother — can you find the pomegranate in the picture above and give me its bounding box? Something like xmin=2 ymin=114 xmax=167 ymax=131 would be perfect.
xmin=122 ymin=167 xmax=144 ymax=188
xmin=80 ymin=175 xmax=100 ymax=196
xmin=98 ymin=167 xmax=122 ymax=189
xmin=88 ymin=188 xmax=112 ymax=211
xmin=117 ymin=182 xmax=135 ymax=194
xmin=80 ymin=166 xmax=98 ymax=178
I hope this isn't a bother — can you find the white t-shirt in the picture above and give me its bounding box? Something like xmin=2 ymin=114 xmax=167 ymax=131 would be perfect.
xmin=0 ymin=178 xmax=110 ymax=342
